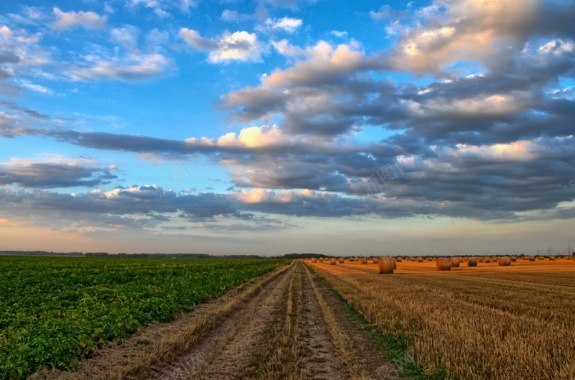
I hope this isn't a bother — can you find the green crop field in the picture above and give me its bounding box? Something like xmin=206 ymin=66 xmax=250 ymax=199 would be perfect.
xmin=0 ymin=255 xmax=290 ymax=379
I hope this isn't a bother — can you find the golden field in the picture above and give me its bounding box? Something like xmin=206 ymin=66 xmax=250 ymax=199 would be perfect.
xmin=308 ymin=257 xmax=575 ymax=380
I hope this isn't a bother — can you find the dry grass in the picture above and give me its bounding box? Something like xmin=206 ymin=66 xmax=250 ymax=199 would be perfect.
xmin=308 ymin=259 xmax=575 ymax=379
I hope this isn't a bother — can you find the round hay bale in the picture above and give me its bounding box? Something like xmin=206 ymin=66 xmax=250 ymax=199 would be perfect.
xmin=498 ymin=257 xmax=511 ymax=266
xmin=549 ymin=256 xmax=556 ymax=261
xmin=417 ymin=257 xmax=424 ymax=262
xmin=436 ymin=258 xmax=452 ymax=271
xmin=311 ymin=259 xmax=317 ymax=263
xmin=361 ymin=258 xmax=367 ymax=264
xmin=329 ymin=258 xmax=336 ymax=265
xmin=378 ymin=257 xmax=395 ymax=274
xmin=451 ymin=258 xmax=460 ymax=267
xmin=396 ymin=257 xmax=403 ymax=262
xmin=468 ymin=257 xmax=478 ymax=267
xmin=529 ymin=256 xmax=535 ymax=261
xmin=511 ymin=256 xmax=517 ymax=262
xmin=338 ymin=258 xmax=344 ymax=263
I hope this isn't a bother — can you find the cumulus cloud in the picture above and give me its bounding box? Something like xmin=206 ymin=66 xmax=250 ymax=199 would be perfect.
xmin=383 ymin=0 xmax=575 ymax=74
xmin=180 ymin=28 xmax=262 ymax=63
xmin=223 ymin=40 xmax=377 ymax=136
xmin=52 ymin=8 xmax=107 ymax=30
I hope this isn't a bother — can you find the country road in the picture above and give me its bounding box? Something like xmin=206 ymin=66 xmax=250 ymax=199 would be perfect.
xmin=154 ymin=260 xmax=398 ymax=379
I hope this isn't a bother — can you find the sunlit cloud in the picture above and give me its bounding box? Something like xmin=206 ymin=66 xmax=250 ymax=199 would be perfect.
xmin=180 ymin=28 xmax=262 ymax=63
xmin=52 ymin=8 xmax=107 ymax=30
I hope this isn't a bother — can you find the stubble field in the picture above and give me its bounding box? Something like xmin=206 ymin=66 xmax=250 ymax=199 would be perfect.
xmin=308 ymin=257 xmax=575 ymax=379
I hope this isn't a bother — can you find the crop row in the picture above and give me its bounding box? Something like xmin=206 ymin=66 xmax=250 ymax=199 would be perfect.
xmin=0 ymin=256 xmax=289 ymax=379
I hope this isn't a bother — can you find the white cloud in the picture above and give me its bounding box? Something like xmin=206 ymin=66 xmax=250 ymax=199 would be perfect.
xmin=179 ymin=28 xmax=218 ymax=50
xmin=129 ymin=0 xmax=197 ymax=17
xmin=0 ymin=26 xmax=12 ymax=36
xmin=262 ymin=17 xmax=302 ymax=33
xmin=369 ymin=5 xmax=391 ymax=20
xmin=330 ymin=30 xmax=348 ymax=38
xmin=263 ymin=41 xmax=364 ymax=87
xmin=180 ymin=29 xmax=262 ymax=63
xmin=67 ymin=53 xmax=170 ymax=81
xmin=185 ymin=125 xmax=289 ymax=148
xmin=19 ymin=80 xmax=53 ymax=95
xmin=538 ymin=39 xmax=575 ymax=55
xmin=221 ymin=10 xmax=253 ymax=22
xmin=110 ymin=27 xmax=140 ymax=51
xmin=448 ymin=141 xmax=536 ymax=161
xmin=271 ymin=39 xmax=304 ymax=57
xmin=52 ymin=7 xmax=107 ymax=30
xmin=237 ymin=188 xmax=325 ymax=205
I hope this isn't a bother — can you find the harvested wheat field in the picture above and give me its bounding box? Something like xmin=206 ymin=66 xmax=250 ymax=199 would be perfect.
xmin=307 ymin=257 xmax=575 ymax=380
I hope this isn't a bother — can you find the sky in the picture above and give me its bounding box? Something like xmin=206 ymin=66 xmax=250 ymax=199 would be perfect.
xmin=0 ymin=0 xmax=574 ymax=256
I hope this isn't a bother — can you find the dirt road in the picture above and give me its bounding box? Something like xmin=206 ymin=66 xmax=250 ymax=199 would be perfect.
xmin=151 ymin=260 xmax=398 ymax=379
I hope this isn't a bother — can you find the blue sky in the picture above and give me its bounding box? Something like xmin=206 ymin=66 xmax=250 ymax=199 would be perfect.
xmin=0 ymin=0 xmax=574 ymax=256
